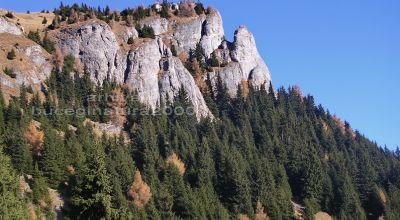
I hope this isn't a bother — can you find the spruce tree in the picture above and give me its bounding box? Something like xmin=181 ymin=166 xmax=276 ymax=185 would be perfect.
xmin=69 ymin=141 xmax=113 ymax=219
xmin=0 ymin=146 xmax=29 ymax=219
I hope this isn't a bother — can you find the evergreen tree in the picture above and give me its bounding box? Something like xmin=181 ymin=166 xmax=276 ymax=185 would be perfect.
xmin=0 ymin=146 xmax=29 ymax=219
xmin=69 ymin=141 xmax=113 ymax=219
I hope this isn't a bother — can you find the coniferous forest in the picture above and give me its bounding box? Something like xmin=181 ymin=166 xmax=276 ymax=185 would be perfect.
xmin=1 ymin=54 xmax=400 ymax=220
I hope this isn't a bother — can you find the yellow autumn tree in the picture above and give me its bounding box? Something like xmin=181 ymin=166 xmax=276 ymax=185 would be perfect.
xmin=25 ymin=121 xmax=44 ymax=156
xmin=127 ymin=171 xmax=152 ymax=208
xmin=255 ymin=201 xmax=270 ymax=220
xmin=166 ymin=153 xmax=186 ymax=175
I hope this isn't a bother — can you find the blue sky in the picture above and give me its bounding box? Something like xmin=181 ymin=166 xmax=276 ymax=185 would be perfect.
xmin=2 ymin=0 xmax=399 ymax=149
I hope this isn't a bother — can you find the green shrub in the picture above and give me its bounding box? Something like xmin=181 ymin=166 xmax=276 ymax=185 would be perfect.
xmin=5 ymin=11 xmax=14 ymax=18
xmin=27 ymin=31 xmax=41 ymax=45
xmin=7 ymin=49 xmax=16 ymax=60
xmin=4 ymin=67 xmax=16 ymax=78
xmin=194 ymin=3 xmax=205 ymax=15
xmin=209 ymin=51 xmax=219 ymax=67
xmin=160 ymin=0 xmax=170 ymax=18
xmin=171 ymin=44 xmax=177 ymax=56
xmin=136 ymin=25 xmax=155 ymax=39
xmin=127 ymin=37 xmax=134 ymax=45
xmin=42 ymin=34 xmax=55 ymax=53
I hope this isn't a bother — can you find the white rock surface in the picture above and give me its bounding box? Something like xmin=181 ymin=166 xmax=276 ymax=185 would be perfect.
xmin=159 ymin=57 xmax=212 ymax=119
xmin=0 ymin=17 xmax=22 ymax=35
xmin=208 ymin=63 xmax=244 ymax=98
xmin=170 ymin=16 xmax=205 ymax=55
xmin=139 ymin=17 xmax=169 ymax=35
xmin=125 ymin=39 xmax=163 ymax=108
xmin=200 ymin=10 xmax=225 ymax=58
xmin=122 ymin=26 xmax=139 ymax=42
xmin=51 ymin=21 xmax=126 ymax=84
xmin=231 ymin=26 xmax=271 ymax=89
xmin=215 ymin=41 xmax=232 ymax=64
xmin=17 ymin=45 xmax=52 ymax=85
xmin=125 ymin=37 xmax=211 ymax=119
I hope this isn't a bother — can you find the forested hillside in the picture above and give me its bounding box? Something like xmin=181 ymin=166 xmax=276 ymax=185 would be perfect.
xmin=1 ymin=54 xmax=400 ymax=220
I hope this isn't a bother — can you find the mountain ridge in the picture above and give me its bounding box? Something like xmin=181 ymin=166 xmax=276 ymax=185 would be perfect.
xmin=0 ymin=3 xmax=270 ymax=120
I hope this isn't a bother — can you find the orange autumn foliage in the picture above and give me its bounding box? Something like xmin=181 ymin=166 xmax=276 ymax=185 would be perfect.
xmin=240 ymin=80 xmax=249 ymax=99
xmin=25 ymin=121 xmax=44 ymax=156
xmin=127 ymin=171 xmax=152 ymax=208
xmin=293 ymin=85 xmax=303 ymax=98
xmin=108 ymin=88 xmax=127 ymax=127
xmin=166 ymin=153 xmax=186 ymax=175
xmin=28 ymin=204 xmax=37 ymax=220
xmin=255 ymin=201 xmax=270 ymax=220
xmin=239 ymin=214 xmax=250 ymax=220
xmin=192 ymin=59 xmax=207 ymax=91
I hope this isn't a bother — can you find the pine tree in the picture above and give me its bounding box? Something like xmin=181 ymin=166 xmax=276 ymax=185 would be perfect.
xmin=42 ymin=17 xmax=48 ymax=24
xmin=0 ymin=146 xmax=29 ymax=219
xmin=69 ymin=141 xmax=113 ymax=219
xmin=4 ymin=120 xmax=33 ymax=173
xmin=40 ymin=124 xmax=67 ymax=187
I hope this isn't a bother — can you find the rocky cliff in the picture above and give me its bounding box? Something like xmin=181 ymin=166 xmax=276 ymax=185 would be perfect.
xmin=0 ymin=3 xmax=271 ymax=120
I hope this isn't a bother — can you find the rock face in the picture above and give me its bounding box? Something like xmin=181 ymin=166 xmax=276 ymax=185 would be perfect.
xmin=0 ymin=17 xmax=22 ymax=35
xmin=209 ymin=26 xmax=271 ymax=97
xmin=16 ymin=45 xmax=52 ymax=85
xmin=125 ymin=39 xmax=164 ymax=108
xmin=159 ymin=57 xmax=211 ymax=119
xmin=140 ymin=17 xmax=169 ymax=35
xmin=41 ymin=7 xmax=270 ymax=120
xmin=125 ymin=37 xmax=211 ymax=119
xmin=231 ymin=26 xmax=271 ymax=89
xmin=0 ymin=42 xmax=51 ymax=93
xmin=170 ymin=16 xmax=206 ymax=55
xmin=169 ymin=10 xmax=224 ymax=58
xmin=200 ymin=10 xmax=225 ymax=58
xmin=209 ymin=63 xmax=243 ymax=98
xmin=122 ymin=26 xmax=139 ymax=42
xmin=51 ymin=21 xmax=126 ymax=84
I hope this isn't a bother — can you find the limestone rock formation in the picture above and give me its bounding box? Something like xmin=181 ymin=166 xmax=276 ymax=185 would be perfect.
xmin=200 ymin=9 xmax=225 ymax=58
xmin=125 ymin=37 xmax=211 ymax=119
xmin=159 ymin=57 xmax=212 ymax=119
xmin=1 ymin=5 xmax=271 ymax=121
xmin=125 ymin=38 xmax=163 ymax=108
xmin=170 ymin=16 xmax=206 ymax=55
xmin=0 ymin=17 xmax=22 ymax=35
xmin=139 ymin=17 xmax=169 ymax=35
xmin=231 ymin=26 xmax=271 ymax=89
xmin=208 ymin=26 xmax=271 ymax=97
xmin=0 ymin=36 xmax=51 ymax=99
xmin=208 ymin=63 xmax=243 ymax=98
xmin=122 ymin=26 xmax=139 ymax=43
xmin=169 ymin=10 xmax=224 ymax=58
xmin=50 ymin=20 xmax=126 ymax=84
xmin=19 ymin=45 xmax=52 ymax=84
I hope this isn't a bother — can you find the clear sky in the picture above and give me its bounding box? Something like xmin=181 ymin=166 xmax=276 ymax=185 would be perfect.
xmin=2 ymin=0 xmax=399 ymax=149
